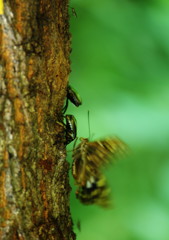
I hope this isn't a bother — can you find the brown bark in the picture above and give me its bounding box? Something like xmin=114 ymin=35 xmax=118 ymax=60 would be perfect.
xmin=0 ymin=0 xmax=75 ymax=239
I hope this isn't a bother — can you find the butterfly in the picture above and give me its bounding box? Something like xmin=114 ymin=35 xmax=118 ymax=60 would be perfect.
xmin=72 ymin=137 xmax=126 ymax=207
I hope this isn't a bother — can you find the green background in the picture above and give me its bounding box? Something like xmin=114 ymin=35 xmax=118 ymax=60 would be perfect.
xmin=67 ymin=0 xmax=169 ymax=239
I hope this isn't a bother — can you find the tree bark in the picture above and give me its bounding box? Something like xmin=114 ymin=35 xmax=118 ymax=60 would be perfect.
xmin=0 ymin=0 xmax=75 ymax=239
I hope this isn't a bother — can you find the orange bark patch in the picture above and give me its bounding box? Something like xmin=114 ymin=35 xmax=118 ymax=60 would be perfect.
xmin=21 ymin=167 xmax=26 ymax=189
xmin=14 ymin=0 xmax=28 ymax=35
xmin=14 ymin=98 xmax=25 ymax=124
xmin=3 ymin=149 xmax=9 ymax=168
xmin=0 ymin=171 xmax=6 ymax=209
xmin=3 ymin=47 xmax=15 ymax=81
xmin=18 ymin=125 xmax=25 ymax=160
xmin=27 ymin=57 xmax=36 ymax=80
xmin=40 ymin=180 xmax=49 ymax=220
xmin=3 ymin=208 xmax=11 ymax=220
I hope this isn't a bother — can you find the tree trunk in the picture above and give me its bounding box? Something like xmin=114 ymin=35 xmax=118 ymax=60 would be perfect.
xmin=0 ymin=0 xmax=75 ymax=239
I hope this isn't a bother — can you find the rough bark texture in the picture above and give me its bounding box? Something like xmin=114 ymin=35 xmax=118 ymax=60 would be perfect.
xmin=0 ymin=0 xmax=75 ymax=239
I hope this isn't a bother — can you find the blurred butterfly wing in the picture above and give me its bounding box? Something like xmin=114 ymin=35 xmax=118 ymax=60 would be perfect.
xmin=72 ymin=137 xmax=127 ymax=207
xmin=76 ymin=174 xmax=111 ymax=207
xmin=85 ymin=138 xmax=126 ymax=171
xmin=72 ymin=138 xmax=88 ymax=185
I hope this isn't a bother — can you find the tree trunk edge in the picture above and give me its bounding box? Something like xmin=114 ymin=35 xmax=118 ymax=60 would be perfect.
xmin=0 ymin=0 xmax=76 ymax=239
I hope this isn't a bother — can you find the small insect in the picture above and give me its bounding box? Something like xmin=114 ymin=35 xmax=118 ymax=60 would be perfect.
xmin=72 ymin=137 xmax=126 ymax=207
xmin=71 ymin=8 xmax=78 ymax=18
xmin=77 ymin=219 xmax=81 ymax=232
xmin=65 ymin=114 xmax=77 ymax=145
xmin=63 ymin=85 xmax=82 ymax=113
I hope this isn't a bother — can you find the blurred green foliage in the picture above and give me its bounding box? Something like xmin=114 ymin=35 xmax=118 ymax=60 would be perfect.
xmin=67 ymin=0 xmax=169 ymax=239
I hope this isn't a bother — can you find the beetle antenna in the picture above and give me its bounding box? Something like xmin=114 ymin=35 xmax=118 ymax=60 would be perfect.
xmin=88 ymin=110 xmax=91 ymax=140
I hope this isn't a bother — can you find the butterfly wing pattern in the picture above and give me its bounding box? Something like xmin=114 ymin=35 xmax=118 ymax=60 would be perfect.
xmin=72 ymin=137 xmax=126 ymax=207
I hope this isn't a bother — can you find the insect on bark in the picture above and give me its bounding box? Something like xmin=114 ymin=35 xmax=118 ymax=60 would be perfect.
xmin=65 ymin=114 xmax=77 ymax=145
xmin=63 ymin=85 xmax=82 ymax=113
